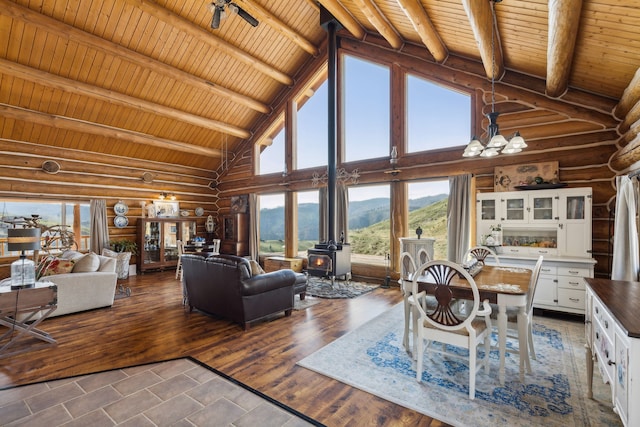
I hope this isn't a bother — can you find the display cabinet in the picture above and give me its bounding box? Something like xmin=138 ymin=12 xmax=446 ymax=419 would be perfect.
xmin=477 ymin=187 xmax=595 ymax=315
xmin=137 ymin=218 xmax=196 ymax=273
xmin=220 ymin=213 xmax=249 ymax=256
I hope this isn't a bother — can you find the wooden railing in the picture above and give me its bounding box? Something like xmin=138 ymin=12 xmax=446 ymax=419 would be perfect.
xmin=0 ymin=235 xmax=90 ymax=257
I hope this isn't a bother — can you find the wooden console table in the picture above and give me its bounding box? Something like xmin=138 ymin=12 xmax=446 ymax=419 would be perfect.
xmin=264 ymin=256 xmax=303 ymax=273
xmin=584 ymin=277 xmax=640 ymax=426
xmin=0 ymin=282 xmax=58 ymax=358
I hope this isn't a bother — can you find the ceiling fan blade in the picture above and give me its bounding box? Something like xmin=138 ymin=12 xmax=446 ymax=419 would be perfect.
xmin=234 ymin=4 xmax=259 ymax=27
xmin=211 ymin=6 xmax=222 ymax=29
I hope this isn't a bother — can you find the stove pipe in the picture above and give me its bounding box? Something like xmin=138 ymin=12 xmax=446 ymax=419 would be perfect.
xmin=321 ymin=7 xmax=342 ymax=248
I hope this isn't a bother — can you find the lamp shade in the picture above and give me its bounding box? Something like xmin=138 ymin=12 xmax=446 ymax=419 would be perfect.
xmin=7 ymin=228 xmax=41 ymax=252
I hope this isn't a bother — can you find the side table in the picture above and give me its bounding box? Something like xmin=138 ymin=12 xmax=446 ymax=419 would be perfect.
xmin=0 ymin=281 xmax=58 ymax=358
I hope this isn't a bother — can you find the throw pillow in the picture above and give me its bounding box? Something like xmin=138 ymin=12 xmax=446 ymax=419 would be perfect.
xmin=36 ymin=256 xmax=75 ymax=279
xmin=248 ymin=259 xmax=265 ymax=276
xmin=72 ymin=252 xmax=101 ymax=273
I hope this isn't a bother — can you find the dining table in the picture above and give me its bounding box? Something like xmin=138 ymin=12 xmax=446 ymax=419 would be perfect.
xmin=403 ymin=264 xmax=532 ymax=385
xmin=183 ymin=244 xmax=219 ymax=256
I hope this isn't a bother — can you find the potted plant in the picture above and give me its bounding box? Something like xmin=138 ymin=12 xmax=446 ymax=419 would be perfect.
xmin=110 ymin=239 xmax=138 ymax=255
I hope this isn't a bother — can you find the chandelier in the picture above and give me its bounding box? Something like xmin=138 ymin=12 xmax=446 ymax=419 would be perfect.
xmin=463 ymin=0 xmax=526 ymax=158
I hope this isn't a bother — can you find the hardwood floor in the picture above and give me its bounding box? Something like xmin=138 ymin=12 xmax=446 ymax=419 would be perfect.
xmin=0 ymin=271 xmax=450 ymax=426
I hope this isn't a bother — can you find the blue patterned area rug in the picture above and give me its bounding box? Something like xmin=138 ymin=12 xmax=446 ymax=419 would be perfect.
xmin=297 ymin=303 xmax=621 ymax=427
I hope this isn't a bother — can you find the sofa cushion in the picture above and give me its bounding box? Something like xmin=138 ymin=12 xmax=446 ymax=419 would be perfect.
xmin=36 ymin=256 xmax=75 ymax=279
xmin=249 ymin=259 xmax=265 ymax=276
xmin=72 ymin=252 xmax=101 ymax=273
xmin=60 ymin=250 xmax=85 ymax=261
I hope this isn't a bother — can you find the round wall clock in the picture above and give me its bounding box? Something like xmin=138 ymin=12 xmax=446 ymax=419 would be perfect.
xmin=114 ymin=215 xmax=129 ymax=228
xmin=114 ymin=201 xmax=129 ymax=216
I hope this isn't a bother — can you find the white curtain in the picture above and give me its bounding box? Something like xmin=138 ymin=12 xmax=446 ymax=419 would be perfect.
xmin=611 ymin=175 xmax=640 ymax=281
xmin=90 ymin=199 xmax=109 ymax=254
xmin=447 ymin=174 xmax=472 ymax=263
xmin=319 ymin=187 xmax=327 ymax=243
xmin=337 ymin=184 xmax=349 ymax=243
xmin=249 ymin=193 xmax=259 ymax=261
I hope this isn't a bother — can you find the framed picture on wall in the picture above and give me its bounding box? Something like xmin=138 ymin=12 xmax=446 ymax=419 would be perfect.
xmin=154 ymin=201 xmax=180 ymax=218
xmin=494 ymin=161 xmax=559 ymax=192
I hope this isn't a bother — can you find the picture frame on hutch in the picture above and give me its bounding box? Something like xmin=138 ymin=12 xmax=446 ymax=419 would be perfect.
xmin=154 ymin=201 xmax=180 ymax=218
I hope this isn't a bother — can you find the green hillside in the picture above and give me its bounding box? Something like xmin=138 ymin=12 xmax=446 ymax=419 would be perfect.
xmin=350 ymin=198 xmax=448 ymax=259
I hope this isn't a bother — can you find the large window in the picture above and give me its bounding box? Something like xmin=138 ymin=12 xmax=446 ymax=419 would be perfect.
xmin=407 ymin=180 xmax=449 ymax=259
xmin=1 ymin=200 xmax=90 ymax=256
xmin=258 ymin=193 xmax=285 ymax=255
xmin=297 ymin=190 xmax=320 ymax=256
xmin=343 ymin=56 xmax=390 ymax=162
xmin=407 ymin=75 xmax=471 ymax=152
xmin=297 ymin=81 xmax=328 ymax=170
xmin=348 ymin=184 xmax=390 ymax=262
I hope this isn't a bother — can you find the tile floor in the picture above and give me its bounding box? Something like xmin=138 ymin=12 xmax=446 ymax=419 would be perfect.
xmin=0 ymin=358 xmax=320 ymax=426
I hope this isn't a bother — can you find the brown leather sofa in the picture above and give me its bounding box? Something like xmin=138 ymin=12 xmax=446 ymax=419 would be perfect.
xmin=181 ymin=254 xmax=297 ymax=330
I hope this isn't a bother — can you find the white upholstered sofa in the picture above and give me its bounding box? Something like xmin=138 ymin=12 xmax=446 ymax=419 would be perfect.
xmin=40 ymin=250 xmax=119 ymax=317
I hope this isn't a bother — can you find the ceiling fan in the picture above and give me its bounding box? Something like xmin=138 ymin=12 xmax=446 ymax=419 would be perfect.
xmin=207 ymin=0 xmax=259 ymax=29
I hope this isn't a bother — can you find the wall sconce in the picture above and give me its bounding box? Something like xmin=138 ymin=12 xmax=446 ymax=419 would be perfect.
xmin=159 ymin=192 xmax=176 ymax=200
xmin=385 ymin=146 xmax=401 ymax=177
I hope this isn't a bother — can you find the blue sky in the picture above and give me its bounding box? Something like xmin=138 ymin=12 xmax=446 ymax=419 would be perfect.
xmin=259 ymin=55 xmax=470 ymax=208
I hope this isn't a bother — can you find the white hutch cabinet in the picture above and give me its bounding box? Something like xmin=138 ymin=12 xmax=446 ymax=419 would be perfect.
xmin=476 ymin=187 xmax=595 ymax=314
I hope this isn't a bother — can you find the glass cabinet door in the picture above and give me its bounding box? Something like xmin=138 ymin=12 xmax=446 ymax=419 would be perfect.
xmin=144 ymin=221 xmax=161 ymax=264
xmin=180 ymin=221 xmax=196 ymax=243
xmin=480 ymin=199 xmax=496 ymax=221
xmin=565 ymin=195 xmax=585 ymax=220
xmin=163 ymin=221 xmax=178 ymax=262
xmin=531 ymin=195 xmax=556 ymax=221
xmin=503 ymin=196 xmax=526 ymax=222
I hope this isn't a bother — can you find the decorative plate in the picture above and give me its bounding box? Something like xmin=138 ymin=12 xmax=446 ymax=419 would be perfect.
xmin=195 ymin=207 xmax=204 ymax=217
xmin=180 ymin=210 xmax=190 ymax=217
xmin=114 ymin=215 xmax=129 ymax=228
xmin=114 ymin=201 xmax=129 ymax=215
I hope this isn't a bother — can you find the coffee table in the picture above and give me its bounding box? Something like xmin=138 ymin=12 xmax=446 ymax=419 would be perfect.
xmin=0 ymin=281 xmax=58 ymax=358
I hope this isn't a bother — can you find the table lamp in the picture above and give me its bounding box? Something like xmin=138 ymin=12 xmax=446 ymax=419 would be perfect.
xmin=8 ymin=228 xmax=41 ymax=290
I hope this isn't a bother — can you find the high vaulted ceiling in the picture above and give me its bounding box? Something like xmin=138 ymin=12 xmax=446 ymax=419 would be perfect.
xmin=1 ymin=0 xmax=639 ymax=172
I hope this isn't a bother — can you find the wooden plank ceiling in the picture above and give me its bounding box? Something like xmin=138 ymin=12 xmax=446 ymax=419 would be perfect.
xmin=1 ymin=0 xmax=639 ymax=172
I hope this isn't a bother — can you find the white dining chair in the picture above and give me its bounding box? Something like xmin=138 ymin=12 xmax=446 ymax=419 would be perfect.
xmin=211 ymin=239 xmax=221 ymax=254
xmin=408 ymin=260 xmax=492 ymax=399
xmin=400 ymin=251 xmax=418 ymax=352
xmin=463 ymin=246 xmax=500 ymax=266
xmin=417 ymin=247 xmax=431 ymax=265
xmin=489 ymin=255 xmax=543 ymax=374
xmin=175 ymin=240 xmax=184 ymax=281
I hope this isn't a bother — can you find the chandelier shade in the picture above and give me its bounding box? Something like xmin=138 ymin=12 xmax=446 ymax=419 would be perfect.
xmin=462 ymin=0 xmax=526 ymax=158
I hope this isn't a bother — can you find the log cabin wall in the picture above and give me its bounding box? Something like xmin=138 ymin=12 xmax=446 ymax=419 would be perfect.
xmin=0 ymin=139 xmax=219 ymax=276
xmin=216 ymin=36 xmax=620 ymax=281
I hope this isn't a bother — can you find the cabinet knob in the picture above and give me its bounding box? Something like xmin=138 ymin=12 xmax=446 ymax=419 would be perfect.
xmin=608 ymin=359 xmax=616 ymax=366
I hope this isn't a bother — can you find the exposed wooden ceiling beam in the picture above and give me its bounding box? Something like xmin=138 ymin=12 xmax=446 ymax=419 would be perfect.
xmin=352 ymin=0 xmax=402 ymax=49
xmin=2 ymin=0 xmax=270 ymax=114
xmin=547 ymin=0 xmax=583 ymax=98
xmin=0 ymin=59 xmax=251 ymax=140
xmin=614 ymin=68 xmax=640 ymax=120
xmin=462 ymin=0 xmax=503 ymax=80
xmin=0 ymin=104 xmax=222 ymax=158
xmin=233 ymin=0 xmax=319 ymax=56
xmin=124 ymin=0 xmax=293 ymax=85
xmin=395 ymin=0 xmax=447 ymax=62
xmin=317 ymin=0 xmax=366 ymax=39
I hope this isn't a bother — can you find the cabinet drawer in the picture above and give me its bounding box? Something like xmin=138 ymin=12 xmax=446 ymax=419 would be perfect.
xmin=539 ymin=265 xmax=557 ymax=275
xmin=558 ymin=276 xmax=585 ymax=291
xmin=558 ymin=266 xmax=590 ymax=277
xmin=593 ymin=319 xmax=615 ymax=384
xmin=593 ymin=299 xmax=614 ymax=341
xmin=529 ymin=247 xmax=558 ymax=256
xmin=501 ymin=246 xmax=528 ymax=256
xmin=558 ymin=288 xmax=584 ymax=310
